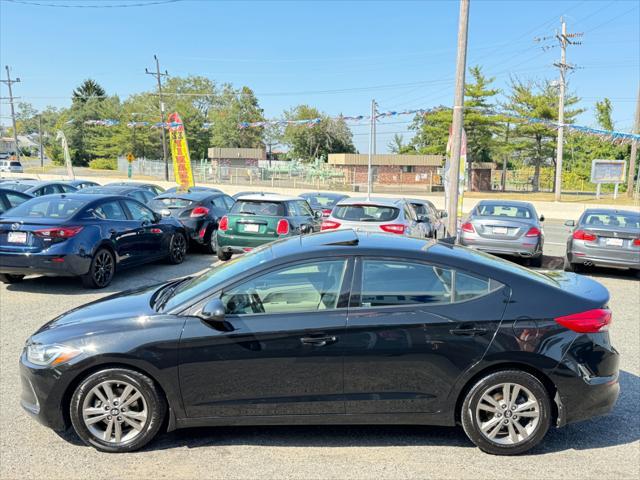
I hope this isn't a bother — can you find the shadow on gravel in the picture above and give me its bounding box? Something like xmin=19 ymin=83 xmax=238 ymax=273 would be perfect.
xmin=56 ymin=370 xmax=639 ymax=455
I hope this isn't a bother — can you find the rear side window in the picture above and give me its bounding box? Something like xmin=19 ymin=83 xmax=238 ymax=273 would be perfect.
xmin=124 ymin=200 xmax=155 ymax=222
xmin=333 ymin=204 xmax=399 ymax=222
xmin=231 ymin=200 xmax=285 ymax=216
xmin=5 ymin=192 xmax=29 ymax=208
xmin=6 ymin=197 xmax=86 ymax=219
xmin=411 ymin=203 xmax=428 ymax=216
xmin=222 ymin=195 xmax=234 ymax=209
xmin=93 ymin=201 xmax=127 ymax=220
xmin=60 ymin=184 xmax=77 ymax=193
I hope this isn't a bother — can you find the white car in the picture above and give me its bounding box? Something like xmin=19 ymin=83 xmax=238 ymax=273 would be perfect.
xmin=0 ymin=159 xmax=24 ymax=173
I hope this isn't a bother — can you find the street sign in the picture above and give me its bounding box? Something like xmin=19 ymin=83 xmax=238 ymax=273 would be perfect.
xmin=126 ymin=153 xmax=135 ymax=163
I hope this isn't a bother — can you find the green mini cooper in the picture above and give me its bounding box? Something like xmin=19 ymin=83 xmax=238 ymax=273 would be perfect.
xmin=216 ymin=193 xmax=322 ymax=261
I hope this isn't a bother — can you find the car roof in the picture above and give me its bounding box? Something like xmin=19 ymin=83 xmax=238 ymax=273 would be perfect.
xmin=582 ymin=208 xmax=640 ymax=217
xmin=476 ymin=199 xmax=535 ymax=208
xmin=406 ymin=198 xmax=436 ymax=205
xmin=106 ymin=182 xmax=160 ymax=188
xmin=80 ymin=185 xmax=142 ymax=194
xmin=154 ymin=190 xmax=221 ymax=201
xmin=236 ymin=193 xmax=301 ymax=202
xmin=300 ymin=192 xmax=348 ymax=199
xmin=336 ymin=196 xmax=404 ymax=207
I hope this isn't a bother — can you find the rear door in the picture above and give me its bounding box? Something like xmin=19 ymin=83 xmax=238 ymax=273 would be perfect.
xmin=92 ymin=200 xmax=141 ymax=265
xmin=343 ymin=257 xmax=508 ymax=415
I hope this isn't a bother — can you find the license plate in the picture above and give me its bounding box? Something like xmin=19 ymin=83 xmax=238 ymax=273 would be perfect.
xmin=606 ymin=238 xmax=624 ymax=247
xmin=7 ymin=231 xmax=27 ymax=244
xmin=244 ymin=224 xmax=259 ymax=233
xmin=493 ymin=227 xmax=508 ymax=235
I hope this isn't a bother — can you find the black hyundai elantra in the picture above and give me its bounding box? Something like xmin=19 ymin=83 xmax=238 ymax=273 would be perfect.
xmin=19 ymin=230 xmax=619 ymax=455
xmin=0 ymin=193 xmax=188 ymax=288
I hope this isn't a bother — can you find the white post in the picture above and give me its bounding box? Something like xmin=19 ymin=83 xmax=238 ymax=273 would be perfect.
xmin=613 ymin=183 xmax=619 ymax=199
xmin=596 ymin=183 xmax=601 ymax=199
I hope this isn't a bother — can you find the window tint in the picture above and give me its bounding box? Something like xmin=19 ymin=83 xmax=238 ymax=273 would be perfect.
xmin=6 ymin=196 xmax=86 ymax=219
xmin=231 ymin=200 xmax=285 ymax=216
xmin=295 ymin=200 xmax=314 ymax=217
xmin=221 ymin=260 xmax=347 ymax=315
xmin=94 ymin=201 xmax=127 ymax=220
xmin=581 ymin=212 xmax=640 ymax=229
xmin=222 ymin=195 xmax=235 ymax=210
xmin=212 ymin=197 xmax=227 ymax=209
xmin=124 ymin=200 xmax=155 ymax=222
xmin=476 ymin=204 xmax=532 ymax=219
xmin=5 ymin=192 xmax=29 ymax=208
xmin=333 ymin=204 xmax=399 ymax=222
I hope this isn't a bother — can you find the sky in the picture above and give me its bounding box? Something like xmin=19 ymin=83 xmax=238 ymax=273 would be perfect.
xmin=0 ymin=0 xmax=638 ymax=153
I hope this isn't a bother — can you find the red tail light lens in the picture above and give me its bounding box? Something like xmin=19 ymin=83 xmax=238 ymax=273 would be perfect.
xmin=380 ymin=224 xmax=406 ymax=235
xmin=461 ymin=222 xmax=475 ymax=233
xmin=633 ymin=238 xmax=640 ymax=246
xmin=555 ymin=308 xmax=612 ymax=333
xmin=276 ymin=219 xmax=290 ymax=235
xmin=525 ymin=227 xmax=541 ymax=237
xmin=34 ymin=226 xmax=83 ymax=239
xmin=321 ymin=220 xmax=341 ymax=231
xmin=190 ymin=206 xmax=210 ymax=218
xmin=322 ymin=209 xmax=332 ymax=217
xmin=219 ymin=216 xmax=228 ymax=231
xmin=573 ymin=230 xmax=597 ymax=241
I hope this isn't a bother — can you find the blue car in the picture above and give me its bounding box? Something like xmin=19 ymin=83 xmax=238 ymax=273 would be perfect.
xmin=0 ymin=193 xmax=188 ymax=288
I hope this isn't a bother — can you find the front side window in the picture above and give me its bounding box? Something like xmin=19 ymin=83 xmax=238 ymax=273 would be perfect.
xmin=294 ymin=200 xmax=314 ymax=217
xmin=94 ymin=201 xmax=127 ymax=221
xmin=221 ymin=260 xmax=347 ymax=315
xmin=124 ymin=200 xmax=155 ymax=222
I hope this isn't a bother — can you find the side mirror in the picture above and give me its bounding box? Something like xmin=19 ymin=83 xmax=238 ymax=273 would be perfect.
xmin=152 ymin=213 xmax=162 ymax=223
xmin=564 ymin=219 xmax=576 ymax=227
xmin=200 ymin=298 xmax=226 ymax=323
xmin=314 ymin=210 xmax=324 ymax=219
xmin=439 ymin=210 xmax=448 ymax=219
xmin=539 ymin=215 xmax=545 ymax=222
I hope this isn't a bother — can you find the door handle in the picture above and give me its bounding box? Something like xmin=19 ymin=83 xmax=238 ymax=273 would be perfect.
xmin=300 ymin=335 xmax=337 ymax=347
xmin=109 ymin=229 xmax=116 ymax=235
xmin=450 ymin=327 xmax=488 ymax=336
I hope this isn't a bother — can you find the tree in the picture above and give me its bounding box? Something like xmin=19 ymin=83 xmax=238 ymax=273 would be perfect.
xmin=595 ymin=98 xmax=614 ymax=131
xmin=388 ymin=133 xmax=405 ymax=153
xmin=281 ymin=105 xmax=356 ymax=162
xmin=209 ymin=85 xmax=265 ymax=149
xmin=504 ymin=78 xmax=583 ymax=191
xmin=72 ymin=79 xmax=106 ymax=103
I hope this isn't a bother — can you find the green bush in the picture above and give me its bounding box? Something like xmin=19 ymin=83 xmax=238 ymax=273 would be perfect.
xmin=89 ymin=158 xmax=117 ymax=170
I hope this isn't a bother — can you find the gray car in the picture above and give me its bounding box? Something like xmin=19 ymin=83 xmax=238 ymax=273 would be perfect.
xmin=320 ymin=196 xmax=428 ymax=238
xmin=406 ymin=198 xmax=447 ymax=239
xmin=564 ymin=208 xmax=640 ymax=275
xmin=458 ymin=200 xmax=545 ymax=267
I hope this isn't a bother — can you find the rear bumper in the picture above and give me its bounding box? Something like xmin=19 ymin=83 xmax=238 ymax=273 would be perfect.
xmin=178 ymin=219 xmax=211 ymax=245
xmin=0 ymin=252 xmax=90 ymax=277
xmin=460 ymin=237 xmax=541 ymax=257
xmin=217 ymin=232 xmax=283 ymax=250
xmin=569 ymin=243 xmax=640 ymax=269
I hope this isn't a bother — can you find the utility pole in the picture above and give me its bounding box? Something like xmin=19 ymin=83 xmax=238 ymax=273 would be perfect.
xmin=38 ymin=114 xmax=44 ymax=169
xmin=145 ymin=55 xmax=169 ymax=181
xmin=367 ymin=99 xmax=377 ymax=199
xmin=1 ymin=66 xmax=21 ymax=163
xmin=627 ymin=85 xmax=639 ymax=198
xmin=553 ymin=19 xmax=582 ymax=201
xmin=446 ymin=0 xmax=470 ymax=236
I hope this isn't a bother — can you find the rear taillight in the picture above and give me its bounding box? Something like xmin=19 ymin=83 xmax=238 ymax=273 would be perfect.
xmin=34 ymin=226 xmax=83 ymax=239
xmin=276 ymin=219 xmax=290 ymax=235
xmin=219 ymin=216 xmax=228 ymax=231
xmin=633 ymin=238 xmax=640 ymax=246
xmin=555 ymin=308 xmax=612 ymax=333
xmin=573 ymin=230 xmax=597 ymax=241
xmin=461 ymin=222 xmax=475 ymax=233
xmin=321 ymin=220 xmax=341 ymax=231
xmin=322 ymin=209 xmax=332 ymax=217
xmin=525 ymin=227 xmax=541 ymax=237
xmin=380 ymin=224 xmax=406 ymax=235
xmin=190 ymin=206 xmax=210 ymax=218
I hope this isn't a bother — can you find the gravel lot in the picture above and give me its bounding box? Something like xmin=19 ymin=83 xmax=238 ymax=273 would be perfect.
xmin=0 ymin=251 xmax=638 ymax=480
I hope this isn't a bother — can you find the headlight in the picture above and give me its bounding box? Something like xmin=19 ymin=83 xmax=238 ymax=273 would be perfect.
xmin=26 ymin=344 xmax=82 ymax=366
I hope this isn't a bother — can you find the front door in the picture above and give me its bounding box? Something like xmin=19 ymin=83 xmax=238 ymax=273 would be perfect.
xmin=343 ymin=257 xmax=508 ymax=415
xmin=179 ymin=258 xmax=353 ymax=418
xmin=92 ymin=200 xmax=140 ymax=265
xmin=122 ymin=199 xmax=162 ymax=260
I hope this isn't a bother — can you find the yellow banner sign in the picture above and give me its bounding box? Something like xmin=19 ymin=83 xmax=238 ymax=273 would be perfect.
xmin=167 ymin=112 xmax=195 ymax=191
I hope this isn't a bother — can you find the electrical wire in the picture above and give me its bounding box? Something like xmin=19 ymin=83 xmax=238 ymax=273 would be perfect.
xmin=4 ymin=0 xmax=181 ymax=7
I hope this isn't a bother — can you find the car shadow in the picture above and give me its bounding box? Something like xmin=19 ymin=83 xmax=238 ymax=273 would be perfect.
xmin=57 ymin=370 xmax=639 ymax=455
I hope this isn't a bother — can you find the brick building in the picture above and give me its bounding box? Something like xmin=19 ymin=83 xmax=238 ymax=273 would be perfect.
xmin=327 ymin=153 xmax=444 ymax=186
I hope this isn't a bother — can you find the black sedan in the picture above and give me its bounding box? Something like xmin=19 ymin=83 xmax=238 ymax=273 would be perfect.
xmin=19 ymin=230 xmax=618 ymax=454
xmin=0 ymin=188 xmax=32 ymax=215
xmin=148 ymin=190 xmax=234 ymax=253
xmin=0 ymin=193 xmax=188 ymax=288
xmin=164 ymin=186 xmax=222 ymax=194
xmin=1 ymin=180 xmax=78 ymax=196
xmin=78 ymin=185 xmax=156 ymax=204
xmin=105 ymin=182 xmax=164 ymax=196
xmin=299 ymin=191 xmax=349 ymax=218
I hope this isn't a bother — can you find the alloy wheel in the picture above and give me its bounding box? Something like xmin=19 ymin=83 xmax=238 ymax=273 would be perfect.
xmin=475 ymin=382 xmax=541 ymax=445
xmin=93 ymin=251 xmax=114 ymax=287
xmin=171 ymin=234 xmax=186 ymax=262
xmin=81 ymin=380 xmax=148 ymax=444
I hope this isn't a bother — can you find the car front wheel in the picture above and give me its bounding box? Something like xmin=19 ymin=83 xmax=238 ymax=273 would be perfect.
xmin=167 ymin=233 xmax=187 ymax=264
xmin=69 ymin=368 xmax=166 ymax=453
xmin=461 ymin=370 xmax=551 ymax=455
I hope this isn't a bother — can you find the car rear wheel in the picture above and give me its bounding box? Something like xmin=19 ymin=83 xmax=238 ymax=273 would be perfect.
xmin=81 ymin=248 xmax=115 ymax=289
xmin=166 ymin=233 xmax=187 ymax=264
xmin=461 ymin=370 xmax=551 ymax=455
xmin=529 ymin=254 xmax=543 ymax=268
xmin=203 ymin=229 xmax=217 ymax=254
xmin=217 ymin=249 xmax=232 ymax=261
xmin=70 ymin=368 xmax=166 ymax=453
xmin=0 ymin=273 xmax=25 ymax=284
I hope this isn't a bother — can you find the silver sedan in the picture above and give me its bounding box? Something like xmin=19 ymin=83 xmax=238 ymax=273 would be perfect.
xmin=564 ymin=208 xmax=640 ymax=275
xmin=458 ymin=200 xmax=545 ymax=266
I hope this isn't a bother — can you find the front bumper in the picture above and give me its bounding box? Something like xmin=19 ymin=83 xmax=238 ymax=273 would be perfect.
xmin=0 ymin=252 xmax=90 ymax=277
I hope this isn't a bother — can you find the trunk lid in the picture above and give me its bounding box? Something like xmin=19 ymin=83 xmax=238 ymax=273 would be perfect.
xmin=538 ymin=270 xmax=610 ymax=309
xmin=472 ymin=217 xmax=534 ymax=239
xmin=0 ymin=218 xmax=70 ymax=253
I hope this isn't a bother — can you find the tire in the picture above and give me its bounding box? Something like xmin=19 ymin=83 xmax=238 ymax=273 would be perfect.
xmin=529 ymin=254 xmax=543 ymax=268
xmin=217 ymin=249 xmax=232 ymax=262
xmin=0 ymin=273 xmax=25 ymax=284
xmin=166 ymin=233 xmax=187 ymax=265
xmin=461 ymin=370 xmax=551 ymax=455
xmin=81 ymin=248 xmax=115 ymax=289
xmin=203 ymin=229 xmax=217 ymax=254
xmin=563 ymin=256 xmax=575 ymax=272
xmin=69 ymin=368 xmax=166 ymax=453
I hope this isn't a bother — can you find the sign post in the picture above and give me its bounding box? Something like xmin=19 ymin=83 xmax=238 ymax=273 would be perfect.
xmin=126 ymin=152 xmax=135 ymax=179
xmin=590 ymin=159 xmax=626 ymax=199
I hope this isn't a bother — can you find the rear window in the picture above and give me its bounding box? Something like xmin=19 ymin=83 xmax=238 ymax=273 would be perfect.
xmin=476 ymin=204 xmax=532 ymax=219
xmin=150 ymin=198 xmax=195 ymax=209
xmin=333 ymin=204 xmax=399 ymax=222
xmin=5 ymin=197 xmax=86 ymax=219
xmin=581 ymin=213 xmax=640 ymax=229
xmin=303 ymin=195 xmax=343 ymax=209
xmin=10 ymin=162 xmax=21 ymax=167
xmin=231 ymin=200 xmax=285 ymax=216
xmin=2 ymin=183 xmax=31 ymax=193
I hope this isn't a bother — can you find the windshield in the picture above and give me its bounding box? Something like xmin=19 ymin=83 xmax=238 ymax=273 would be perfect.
xmin=476 ymin=204 xmax=533 ymax=219
xmin=162 ymin=247 xmax=274 ymax=311
xmin=581 ymin=212 xmax=640 ymax=229
xmin=333 ymin=204 xmax=399 ymax=222
xmin=302 ymin=195 xmax=343 ymax=209
xmin=4 ymin=196 xmax=87 ymax=219
xmin=231 ymin=200 xmax=285 ymax=216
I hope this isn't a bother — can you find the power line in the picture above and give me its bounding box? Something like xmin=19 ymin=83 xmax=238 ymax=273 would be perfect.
xmin=4 ymin=0 xmax=182 ymax=8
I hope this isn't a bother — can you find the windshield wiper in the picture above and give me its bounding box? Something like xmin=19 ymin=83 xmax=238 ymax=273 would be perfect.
xmin=153 ymin=277 xmax=192 ymax=311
